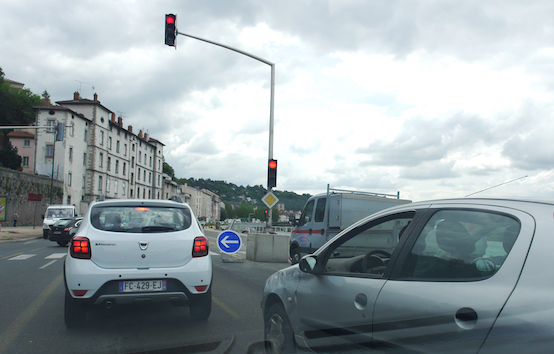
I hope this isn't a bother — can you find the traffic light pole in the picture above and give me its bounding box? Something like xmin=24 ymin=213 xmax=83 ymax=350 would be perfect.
xmin=176 ymin=31 xmax=276 ymax=228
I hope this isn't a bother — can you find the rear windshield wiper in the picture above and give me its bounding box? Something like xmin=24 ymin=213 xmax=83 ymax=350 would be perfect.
xmin=141 ymin=226 xmax=176 ymax=233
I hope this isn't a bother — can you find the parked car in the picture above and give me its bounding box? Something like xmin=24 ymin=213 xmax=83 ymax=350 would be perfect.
xmin=48 ymin=217 xmax=82 ymax=246
xmin=64 ymin=199 xmax=212 ymax=328
xmin=262 ymin=197 xmax=552 ymax=353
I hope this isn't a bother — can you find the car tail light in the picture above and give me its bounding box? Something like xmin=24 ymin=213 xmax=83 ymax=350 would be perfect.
xmin=71 ymin=237 xmax=91 ymax=259
xmin=72 ymin=290 xmax=88 ymax=297
xmin=192 ymin=236 xmax=209 ymax=257
xmin=63 ymin=226 xmax=75 ymax=232
xmin=195 ymin=285 xmax=208 ymax=292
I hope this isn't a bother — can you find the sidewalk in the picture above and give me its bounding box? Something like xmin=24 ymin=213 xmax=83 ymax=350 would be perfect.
xmin=0 ymin=225 xmax=43 ymax=242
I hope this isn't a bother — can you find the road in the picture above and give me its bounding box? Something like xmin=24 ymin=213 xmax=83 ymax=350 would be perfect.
xmin=0 ymin=234 xmax=290 ymax=354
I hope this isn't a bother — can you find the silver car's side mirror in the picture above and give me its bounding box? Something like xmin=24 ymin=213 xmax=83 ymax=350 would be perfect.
xmin=299 ymin=255 xmax=318 ymax=273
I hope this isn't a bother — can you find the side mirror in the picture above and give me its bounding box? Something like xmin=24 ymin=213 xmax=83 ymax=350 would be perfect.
xmin=299 ymin=255 xmax=318 ymax=274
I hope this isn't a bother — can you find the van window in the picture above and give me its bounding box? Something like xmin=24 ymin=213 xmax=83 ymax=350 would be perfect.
xmin=298 ymin=200 xmax=315 ymax=227
xmin=315 ymin=198 xmax=326 ymax=223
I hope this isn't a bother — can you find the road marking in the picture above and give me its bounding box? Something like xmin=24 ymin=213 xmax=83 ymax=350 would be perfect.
xmin=24 ymin=240 xmax=39 ymax=244
xmin=39 ymin=260 xmax=57 ymax=269
xmin=45 ymin=253 xmax=67 ymax=259
xmin=2 ymin=253 xmax=22 ymax=260
xmin=213 ymin=296 xmax=241 ymax=319
xmin=0 ymin=273 xmax=63 ymax=354
xmin=8 ymin=254 xmax=36 ymax=261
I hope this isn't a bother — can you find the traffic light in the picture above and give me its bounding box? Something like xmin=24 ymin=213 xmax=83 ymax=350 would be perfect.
xmin=268 ymin=159 xmax=277 ymax=189
xmin=264 ymin=209 xmax=269 ymax=221
xmin=165 ymin=14 xmax=177 ymax=46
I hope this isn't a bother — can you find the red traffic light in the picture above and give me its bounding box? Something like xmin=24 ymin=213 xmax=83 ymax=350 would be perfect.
xmin=166 ymin=15 xmax=175 ymax=24
xmin=165 ymin=14 xmax=177 ymax=46
xmin=268 ymin=159 xmax=277 ymax=189
xmin=269 ymin=160 xmax=277 ymax=169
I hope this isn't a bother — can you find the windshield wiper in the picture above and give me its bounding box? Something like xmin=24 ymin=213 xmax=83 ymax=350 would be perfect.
xmin=141 ymin=225 xmax=176 ymax=233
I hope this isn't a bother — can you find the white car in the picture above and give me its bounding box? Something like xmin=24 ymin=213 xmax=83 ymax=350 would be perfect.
xmin=64 ymin=199 xmax=212 ymax=328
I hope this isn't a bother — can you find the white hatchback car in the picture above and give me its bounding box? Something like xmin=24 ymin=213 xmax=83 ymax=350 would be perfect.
xmin=64 ymin=199 xmax=212 ymax=328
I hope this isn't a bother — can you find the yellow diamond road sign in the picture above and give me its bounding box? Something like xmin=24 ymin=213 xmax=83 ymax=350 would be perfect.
xmin=262 ymin=191 xmax=279 ymax=208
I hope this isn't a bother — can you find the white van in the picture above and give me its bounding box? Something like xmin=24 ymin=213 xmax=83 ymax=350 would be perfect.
xmin=42 ymin=205 xmax=76 ymax=238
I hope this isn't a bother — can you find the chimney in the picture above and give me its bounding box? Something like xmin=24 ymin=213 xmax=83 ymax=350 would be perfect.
xmin=111 ymin=113 xmax=116 ymax=123
xmin=138 ymin=130 xmax=143 ymax=138
xmin=128 ymin=125 xmax=133 ymax=133
xmin=43 ymin=97 xmax=50 ymax=106
xmin=144 ymin=133 xmax=148 ymax=141
xmin=118 ymin=116 xmax=123 ymax=127
xmin=73 ymin=91 xmax=80 ymax=100
xmin=93 ymin=93 xmax=98 ymax=101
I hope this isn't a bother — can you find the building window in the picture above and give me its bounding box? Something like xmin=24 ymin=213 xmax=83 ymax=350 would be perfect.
xmin=138 ymin=168 xmax=140 ymax=181
xmin=67 ymin=173 xmax=72 ymax=186
xmin=122 ymin=182 xmax=126 ymax=196
xmin=22 ymin=156 xmax=29 ymax=167
xmin=98 ymin=176 xmax=103 ymax=191
xmin=84 ymin=129 xmax=87 ymax=142
xmin=83 ymin=153 xmax=87 ymax=166
xmin=115 ymin=160 xmax=119 ymax=174
xmin=124 ymin=144 xmax=127 ymax=156
xmin=47 ymin=119 xmax=56 ymax=133
xmin=138 ymin=153 xmax=141 ymax=163
xmin=46 ymin=144 xmax=54 ymax=157
xmin=100 ymin=130 xmax=104 ymax=145
xmin=107 ymin=157 xmax=111 ymax=171
xmin=82 ymin=176 xmax=86 ymax=189
xmin=116 ymin=140 xmax=120 ymax=153
xmin=69 ymin=147 xmax=73 ymax=161
xmin=99 ymin=153 xmax=103 ymax=168
xmin=149 ymin=156 xmax=152 ymax=167
xmin=131 ymin=156 xmax=135 ymax=168
xmin=149 ymin=172 xmax=151 ymax=183
xmin=131 ymin=172 xmax=134 ymax=185
xmin=123 ymin=162 xmax=126 ymax=176
xmin=108 ymin=137 xmax=112 ymax=150
xmin=106 ymin=178 xmax=110 ymax=192
xmin=114 ymin=180 xmax=118 ymax=194
xmin=23 ymin=140 xmax=30 ymax=147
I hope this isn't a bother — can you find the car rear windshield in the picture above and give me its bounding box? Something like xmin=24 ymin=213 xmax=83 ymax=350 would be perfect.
xmin=47 ymin=209 xmax=73 ymax=218
xmin=53 ymin=219 xmax=73 ymax=227
xmin=90 ymin=205 xmax=192 ymax=233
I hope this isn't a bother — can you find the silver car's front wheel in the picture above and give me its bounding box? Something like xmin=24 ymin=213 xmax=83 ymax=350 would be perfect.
xmin=265 ymin=303 xmax=296 ymax=353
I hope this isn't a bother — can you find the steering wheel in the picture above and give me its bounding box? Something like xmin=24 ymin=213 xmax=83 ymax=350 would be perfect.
xmin=361 ymin=250 xmax=392 ymax=274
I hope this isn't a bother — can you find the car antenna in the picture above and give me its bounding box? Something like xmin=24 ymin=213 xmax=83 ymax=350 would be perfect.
xmin=465 ymin=175 xmax=528 ymax=197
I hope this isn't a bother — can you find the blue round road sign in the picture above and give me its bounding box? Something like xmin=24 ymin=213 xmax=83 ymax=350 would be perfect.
xmin=217 ymin=230 xmax=242 ymax=254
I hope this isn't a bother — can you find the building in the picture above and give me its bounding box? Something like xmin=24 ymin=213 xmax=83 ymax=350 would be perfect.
xmin=7 ymin=130 xmax=35 ymax=174
xmin=34 ymin=92 xmax=164 ymax=215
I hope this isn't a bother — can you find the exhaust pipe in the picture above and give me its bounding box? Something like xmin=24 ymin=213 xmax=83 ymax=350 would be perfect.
xmin=105 ymin=300 xmax=113 ymax=309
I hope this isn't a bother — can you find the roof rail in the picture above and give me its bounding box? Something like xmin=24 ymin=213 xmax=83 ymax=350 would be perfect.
xmin=169 ymin=196 xmax=183 ymax=203
xmin=326 ymin=184 xmax=401 ymax=199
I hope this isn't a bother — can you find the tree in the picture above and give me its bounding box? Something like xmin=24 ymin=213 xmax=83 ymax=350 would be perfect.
xmin=0 ymin=142 xmax=22 ymax=170
xmin=225 ymin=203 xmax=235 ymax=219
xmin=163 ymin=162 xmax=175 ymax=179
xmin=236 ymin=203 xmax=254 ymax=218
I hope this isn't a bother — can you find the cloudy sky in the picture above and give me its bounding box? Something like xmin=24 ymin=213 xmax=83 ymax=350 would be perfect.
xmin=2 ymin=0 xmax=554 ymax=201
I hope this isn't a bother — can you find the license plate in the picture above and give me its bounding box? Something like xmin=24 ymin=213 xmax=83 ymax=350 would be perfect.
xmin=54 ymin=231 xmax=61 ymax=234
xmin=119 ymin=280 xmax=167 ymax=292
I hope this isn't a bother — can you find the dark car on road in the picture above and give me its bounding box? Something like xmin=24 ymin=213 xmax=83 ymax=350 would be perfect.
xmin=48 ymin=217 xmax=82 ymax=246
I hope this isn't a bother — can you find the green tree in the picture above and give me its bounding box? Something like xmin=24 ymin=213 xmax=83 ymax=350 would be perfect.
xmin=163 ymin=162 xmax=175 ymax=179
xmin=0 ymin=142 xmax=22 ymax=170
xmin=225 ymin=203 xmax=235 ymax=219
xmin=236 ymin=203 xmax=254 ymax=218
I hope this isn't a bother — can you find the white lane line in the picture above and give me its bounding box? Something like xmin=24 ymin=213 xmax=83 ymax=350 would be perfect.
xmin=24 ymin=240 xmax=39 ymax=245
xmin=45 ymin=253 xmax=67 ymax=259
xmin=40 ymin=260 xmax=57 ymax=269
xmin=9 ymin=254 xmax=36 ymax=261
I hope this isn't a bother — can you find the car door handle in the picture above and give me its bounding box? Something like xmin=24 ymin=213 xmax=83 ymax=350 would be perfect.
xmin=354 ymin=293 xmax=368 ymax=310
xmin=455 ymin=307 xmax=478 ymax=330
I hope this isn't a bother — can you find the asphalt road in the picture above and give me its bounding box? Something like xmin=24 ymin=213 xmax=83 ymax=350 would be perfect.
xmin=0 ymin=236 xmax=290 ymax=354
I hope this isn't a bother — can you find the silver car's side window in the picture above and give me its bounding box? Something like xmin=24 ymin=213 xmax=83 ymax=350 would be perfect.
xmin=401 ymin=209 xmax=520 ymax=280
xmin=324 ymin=213 xmax=415 ymax=276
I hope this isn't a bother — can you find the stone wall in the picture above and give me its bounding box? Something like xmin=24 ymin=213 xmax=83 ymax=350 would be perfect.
xmin=0 ymin=167 xmax=63 ymax=227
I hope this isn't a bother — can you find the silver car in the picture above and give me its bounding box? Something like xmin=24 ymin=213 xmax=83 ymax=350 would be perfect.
xmin=262 ymin=197 xmax=552 ymax=353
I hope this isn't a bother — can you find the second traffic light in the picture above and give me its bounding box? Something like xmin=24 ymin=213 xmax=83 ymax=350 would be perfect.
xmin=268 ymin=159 xmax=277 ymax=189
xmin=165 ymin=14 xmax=177 ymax=46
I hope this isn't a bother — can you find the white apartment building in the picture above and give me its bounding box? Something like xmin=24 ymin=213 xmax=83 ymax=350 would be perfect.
xmin=34 ymin=92 xmax=164 ymax=215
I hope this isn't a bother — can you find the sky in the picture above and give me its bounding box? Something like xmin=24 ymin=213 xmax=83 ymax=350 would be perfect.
xmin=2 ymin=0 xmax=554 ymax=202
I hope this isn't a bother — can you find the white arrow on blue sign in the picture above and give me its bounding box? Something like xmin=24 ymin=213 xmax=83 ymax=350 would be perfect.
xmin=217 ymin=230 xmax=242 ymax=254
